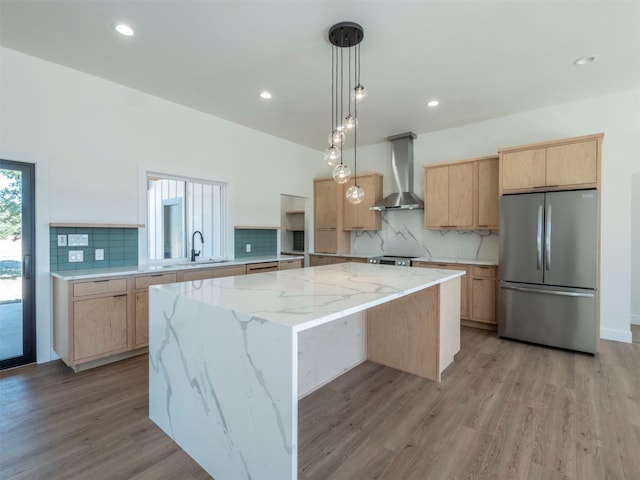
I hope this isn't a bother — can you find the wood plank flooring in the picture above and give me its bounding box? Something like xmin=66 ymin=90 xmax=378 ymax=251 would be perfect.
xmin=1 ymin=327 xmax=638 ymax=480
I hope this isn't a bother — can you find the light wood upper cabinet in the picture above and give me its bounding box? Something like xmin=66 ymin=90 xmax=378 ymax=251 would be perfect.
xmin=448 ymin=164 xmax=474 ymax=227
xmin=477 ymin=158 xmax=499 ymax=228
xmin=424 ymin=163 xmax=474 ymax=228
xmin=343 ymin=173 xmax=383 ymax=231
xmin=424 ymin=166 xmax=449 ymax=227
xmin=499 ymin=133 xmax=602 ymax=194
xmin=314 ymin=178 xmax=339 ymax=230
xmin=314 ymin=174 xmax=382 ymax=253
xmin=546 ymin=140 xmax=597 ymax=187
xmin=500 ymin=148 xmax=546 ymax=191
xmin=424 ymin=156 xmax=497 ymax=230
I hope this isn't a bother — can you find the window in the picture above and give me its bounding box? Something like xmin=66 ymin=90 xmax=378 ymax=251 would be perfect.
xmin=147 ymin=173 xmax=226 ymax=261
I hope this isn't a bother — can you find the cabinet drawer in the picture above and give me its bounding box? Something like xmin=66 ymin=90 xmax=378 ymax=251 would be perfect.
xmin=246 ymin=262 xmax=279 ymax=274
xmin=73 ymin=278 xmax=127 ymax=297
xmin=182 ymin=265 xmax=246 ymax=281
xmin=472 ymin=266 xmax=497 ymax=278
xmin=333 ymin=256 xmax=367 ymax=264
xmin=135 ymin=273 xmax=178 ymax=289
xmin=279 ymin=259 xmax=302 ymax=270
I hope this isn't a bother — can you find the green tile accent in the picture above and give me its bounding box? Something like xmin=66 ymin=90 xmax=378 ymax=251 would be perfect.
xmin=49 ymin=226 xmax=139 ymax=272
xmin=234 ymin=228 xmax=277 ymax=258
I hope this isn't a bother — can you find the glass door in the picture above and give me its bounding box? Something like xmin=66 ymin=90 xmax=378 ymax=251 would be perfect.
xmin=0 ymin=159 xmax=36 ymax=369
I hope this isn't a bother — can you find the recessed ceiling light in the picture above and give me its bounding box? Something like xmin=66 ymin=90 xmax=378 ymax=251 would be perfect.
xmin=113 ymin=23 xmax=135 ymax=37
xmin=573 ymin=55 xmax=598 ymax=66
xmin=260 ymin=91 xmax=272 ymax=99
xmin=426 ymin=100 xmax=439 ymax=107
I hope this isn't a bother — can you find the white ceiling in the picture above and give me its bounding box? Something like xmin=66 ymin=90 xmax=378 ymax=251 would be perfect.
xmin=1 ymin=1 xmax=639 ymax=151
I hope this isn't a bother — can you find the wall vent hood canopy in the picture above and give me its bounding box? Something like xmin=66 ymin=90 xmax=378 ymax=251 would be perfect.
xmin=370 ymin=132 xmax=424 ymax=211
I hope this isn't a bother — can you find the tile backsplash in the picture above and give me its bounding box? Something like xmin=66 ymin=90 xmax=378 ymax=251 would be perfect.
xmin=352 ymin=210 xmax=498 ymax=260
xmin=50 ymin=227 xmax=138 ymax=271
xmin=234 ymin=228 xmax=277 ymax=258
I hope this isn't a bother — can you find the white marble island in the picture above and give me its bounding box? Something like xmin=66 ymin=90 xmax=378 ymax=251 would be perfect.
xmin=149 ymin=262 xmax=463 ymax=480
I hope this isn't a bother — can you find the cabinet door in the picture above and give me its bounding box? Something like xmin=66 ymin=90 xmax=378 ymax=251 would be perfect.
xmin=471 ymin=278 xmax=496 ymax=324
xmin=314 ymin=179 xmax=338 ymax=229
xmin=73 ymin=294 xmax=128 ymax=360
xmin=501 ymin=148 xmax=546 ymax=191
xmin=343 ymin=175 xmax=382 ymax=231
xmin=448 ymin=163 xmax=474 ymax=227
xmin=135 ymin=291 xmax=149 ymax=346
xmin=314 ymin=230 xmax=338 ymax=254
xmin=342 ymin=178 xmax=359 ymax=229
xmin=546 ymin=140 xmax=597 ymax=187
xmin=424 ymin=166 xmax=449 ymax=227
xmin=477 ymin=158 xmax=499 ymax=228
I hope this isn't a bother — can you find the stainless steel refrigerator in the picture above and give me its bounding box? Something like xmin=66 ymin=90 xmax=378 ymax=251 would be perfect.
xmin=498 ymin=189 xmax=598 ymax=354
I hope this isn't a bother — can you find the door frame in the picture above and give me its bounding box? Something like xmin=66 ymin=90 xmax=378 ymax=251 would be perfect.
xmin=0 ymin=159 xmax=36 ymax=369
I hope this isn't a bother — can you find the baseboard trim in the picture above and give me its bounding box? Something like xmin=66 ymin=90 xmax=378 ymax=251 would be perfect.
xmin=631 ymin=313 xmax=640 ymax=326
xmin=600 ymin=327 xmax=632 ymax=344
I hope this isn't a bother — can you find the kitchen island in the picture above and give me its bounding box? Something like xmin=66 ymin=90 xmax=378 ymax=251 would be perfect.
xmin=148 ymin=262 xmax=463 ymax=480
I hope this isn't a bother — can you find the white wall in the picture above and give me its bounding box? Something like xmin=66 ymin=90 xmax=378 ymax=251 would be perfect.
xmin=632 ymin=173 xmax=640 ymax=325
xmin=356 ymin=88 xmax=640 ymax=342
xmin=0 ymin=47 xmax=328 ymax=362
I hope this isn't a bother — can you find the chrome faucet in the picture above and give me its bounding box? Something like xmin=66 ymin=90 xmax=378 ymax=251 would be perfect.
xmin=190 ymin=230 xmax=204 ymax=262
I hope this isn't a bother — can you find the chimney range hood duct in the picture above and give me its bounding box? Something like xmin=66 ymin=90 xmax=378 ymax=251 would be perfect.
xmin=370 ymin=132 xmax=424 ymax=211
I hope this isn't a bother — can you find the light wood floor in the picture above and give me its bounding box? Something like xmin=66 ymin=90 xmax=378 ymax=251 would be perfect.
xmin=1 ymin=327 xmax=638 ymax=480
xmin=632 ymin=324 xmax=639 ymax=344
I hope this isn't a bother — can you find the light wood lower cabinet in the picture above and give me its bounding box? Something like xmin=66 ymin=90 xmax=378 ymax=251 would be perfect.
xmin=278 ymin=259 xmax=303 ymax=270
xmin=53 ymin=276 xmax=133 ymax=370
xmin=53 ymin=262 xmax=256 ymax=371
xmin=309 ymin=254 xmax=368 ymax=266
xmin=246 ymin=261 xmax=279 ymax=274
xmin=73 ymin=293 xmax=128 ymax=361
xmin=134 ymin=272 xmax=178 ymax=347
xmin=412 ymin=262 xmax=497 ymax=325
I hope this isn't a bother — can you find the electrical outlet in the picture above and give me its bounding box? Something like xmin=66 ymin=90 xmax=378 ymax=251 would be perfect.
xmin=245 ymin=244 xmax=251 ymax=253
xmin=68 ymin=234 xmax=89 ymax=246
xmin=57 ymin=235 xmax=67 ymax=247
xmin=69 ymin=250 xmax=83 ymax=263
xmin=95 ymin=249 xmax=104 ymax=261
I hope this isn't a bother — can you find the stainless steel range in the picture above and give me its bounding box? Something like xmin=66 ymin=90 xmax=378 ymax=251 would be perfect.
xmin=368 ymin=255 xmax=416 ymax=267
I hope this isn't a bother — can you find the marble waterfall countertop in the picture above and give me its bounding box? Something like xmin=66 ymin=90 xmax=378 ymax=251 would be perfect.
xmin=50 ymin=254 xmax=304 ymax=280
xmin=148 ymin=261 xmax=464 ymax=480
xmin=151 ymin=262 xmax=464 ymax=332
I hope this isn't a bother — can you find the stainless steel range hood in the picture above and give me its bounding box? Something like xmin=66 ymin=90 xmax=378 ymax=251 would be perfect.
xmin=370 ymin=132 xmax=424 ymax=211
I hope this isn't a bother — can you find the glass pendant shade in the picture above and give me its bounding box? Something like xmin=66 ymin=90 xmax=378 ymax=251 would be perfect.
xmin=324 ymin=144 xmax=340 ymax=166
xmin=332 ymin=164 xmax=351 ymax=184
xmin=346 ymin=184 xmax=364 ymax=204
xmin=343 ymin=114 xmax=357 ymax=133
xmin=353 ymin=84 xmax=367 ymax=103
xmin=329 ymin=129 xmax=345 ymax=145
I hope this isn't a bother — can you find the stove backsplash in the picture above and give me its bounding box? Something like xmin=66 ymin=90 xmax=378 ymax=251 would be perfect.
xmin=352 ymin=210 xmax=498 ymax=261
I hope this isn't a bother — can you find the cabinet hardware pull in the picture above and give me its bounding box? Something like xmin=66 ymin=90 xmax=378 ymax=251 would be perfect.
xmin=94 ymin=279 xmax=109 ymax=283
xmin=113 ymin=294 xmax=127 ymax=298
xmin=151 ymin=274 xmax=164 ymax=277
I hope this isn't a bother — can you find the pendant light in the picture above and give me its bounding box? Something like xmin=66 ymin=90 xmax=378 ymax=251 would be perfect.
xmin=325 ymin=22 xmax=366 ymax=204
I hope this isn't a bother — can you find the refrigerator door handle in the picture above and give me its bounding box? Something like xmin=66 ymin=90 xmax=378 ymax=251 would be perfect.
xmin=500 ymin=284 xmax=595 ymax=298
xmin=536 ymin=205 xmax=543 ymax=270
xmin=545 ymin=204 xmax=552 ymax=271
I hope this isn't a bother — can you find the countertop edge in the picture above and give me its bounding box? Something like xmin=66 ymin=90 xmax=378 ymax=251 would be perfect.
xmin=51 ymin=254 xmax=304 ymax=280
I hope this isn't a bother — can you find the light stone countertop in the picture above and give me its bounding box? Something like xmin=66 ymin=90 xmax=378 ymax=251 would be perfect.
xmin=151 ymin=261 xmax=464 ymax=332
xmin=412 ymin=256 xmax=498 ymax=266
xmin=309 ymin=252 xmax=498 ymax=266
xmin=50 ymin=254 xmax=304 ymax=281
